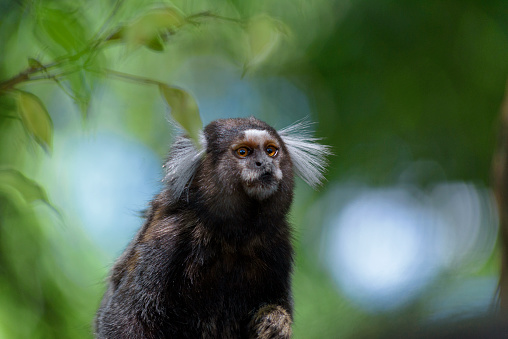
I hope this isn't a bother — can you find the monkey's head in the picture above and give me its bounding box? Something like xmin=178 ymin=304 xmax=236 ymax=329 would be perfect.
xmin=202 ymin=118 xmax=290 ymax=201
xmin=163 ymin=117 xmax=330 ymax=206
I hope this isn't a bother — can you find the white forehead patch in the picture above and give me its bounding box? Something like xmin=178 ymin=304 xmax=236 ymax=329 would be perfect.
xmin=244 ymin=129 xmax=271 ymax=143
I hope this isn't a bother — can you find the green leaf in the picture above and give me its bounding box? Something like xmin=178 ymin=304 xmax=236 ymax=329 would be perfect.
xmin=243 ymin=15 xmax=289 ymax=75
xmin=123 ymin=7 xmax=185 ymax=52
xmin=16 ymin=91 xmax=53 ymax=152
xmin=28 ymin=58 xmax=43 ymax=70
xmin=59 ymin=50 xmax=104 ymax=120
xmin=38 ymin=7 xmax=88 ymax=54
xmin=106 ymin=28 xmax=123 ymax=42
xmin=0 ymin=94 xmax=18 ymax=120
xmin=0 ymin=168 xmax=50 ymax=205
xmin=159 ymin=84 xmax=202 ymax=147
xmin=65 ymin=70 xmax=93 ymax=120
xmin=146 ymin=35 xmax=165 ymax=52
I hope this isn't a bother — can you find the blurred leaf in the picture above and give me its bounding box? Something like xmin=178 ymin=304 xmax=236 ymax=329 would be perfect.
xmin=64 ymin=70 xmax=93 ymax=120
xmin=59 ymin=49 xmax=105 ymax=119
xmin=146 ymin=35 xmax=165 ymax=51
xmin=27 ymin=58 xmax=43 ymax=70
xmin=16 ymin=91 xmax=53 ymax=152
xmin=33 ymin=6 xmax=97 ymax=120
xmin=123 ymin=6 xmax=185 ymax=52
xmin=0 ymin=168 xmax=50 ymax=205
xmin=243 ymin=15 xmax=289 ymax=76
xmin=159 ymin=84 xmax=202 ymax=147
xmin=38 ymin=7 xmax=88 ymax=54
xmin=107 ymin=29 xmax=123 ymax=42
xmin=0 ymin=94 xmax=18 ymax=119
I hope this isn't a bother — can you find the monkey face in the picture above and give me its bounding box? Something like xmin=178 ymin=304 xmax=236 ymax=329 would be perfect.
xmin=165 ymin=117 xmax=327 ymax=208
xmin=230 ymin=129 xmax=284 ymax=200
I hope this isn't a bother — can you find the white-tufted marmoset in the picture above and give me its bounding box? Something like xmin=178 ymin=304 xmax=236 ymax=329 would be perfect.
xmin=95 ymin=117 xmax=330 ymax=338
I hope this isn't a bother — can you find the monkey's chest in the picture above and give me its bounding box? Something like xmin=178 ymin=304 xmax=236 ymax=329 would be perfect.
xmin=197 ymin=250 xmax=268 ymax=286
xmin=178 ymin=251 xmax=274 ymax=333
xmin=181 ymin=246 xmax=276 ymax=304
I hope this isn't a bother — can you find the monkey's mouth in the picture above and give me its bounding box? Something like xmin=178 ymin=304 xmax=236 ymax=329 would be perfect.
xmin=247 ymin=171 xmax=277 ymax=186
xmin=243 ymin=171 xmax=279 ymax=200
xmin=259 ymin=171 xmax=274 ymax=183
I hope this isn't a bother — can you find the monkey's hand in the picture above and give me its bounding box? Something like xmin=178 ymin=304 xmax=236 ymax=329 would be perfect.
xmin=248 ymin=304 xmax=292 ymax=339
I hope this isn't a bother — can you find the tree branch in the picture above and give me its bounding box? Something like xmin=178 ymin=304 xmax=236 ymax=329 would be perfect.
xmin=0 ymin=10 xmax=240 ymax=93
xmin=493 ymin=80 xmax=508 ymax=311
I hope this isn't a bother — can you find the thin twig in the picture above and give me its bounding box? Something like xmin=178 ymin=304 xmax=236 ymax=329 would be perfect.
xmin=0 ymin=72 xmax=30 ymax=92
xmin=90 ymin=67 xmax=163 ymax=86
xmin=185 ymin=11 xmax=242 ymax=24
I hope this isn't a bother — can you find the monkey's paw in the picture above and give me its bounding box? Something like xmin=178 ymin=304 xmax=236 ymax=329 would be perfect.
xmin=249 ymin=304 xmax=292 ymax=339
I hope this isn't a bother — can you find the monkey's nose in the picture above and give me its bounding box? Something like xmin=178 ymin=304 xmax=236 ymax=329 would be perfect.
xmin=255 ymin=161 xmax=262 ymax=167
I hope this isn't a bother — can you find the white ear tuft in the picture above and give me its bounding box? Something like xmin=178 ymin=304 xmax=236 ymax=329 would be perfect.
xmin=163 ymin=132 xmax=206 ymax=199
xmin=278 ymin=120 xmax=332 ymax=189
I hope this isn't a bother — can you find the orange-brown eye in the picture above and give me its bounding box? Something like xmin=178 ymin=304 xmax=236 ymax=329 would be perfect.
xmin=236 ymin=147 xmax=250 ymax=157
xmin=266 ymin=145 xmax=278 ymax=157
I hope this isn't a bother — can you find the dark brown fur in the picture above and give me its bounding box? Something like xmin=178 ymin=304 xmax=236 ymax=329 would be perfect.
xmin=95 ymin=118 xmax=295 ymax=338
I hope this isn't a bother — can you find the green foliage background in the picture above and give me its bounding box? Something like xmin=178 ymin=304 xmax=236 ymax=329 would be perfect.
xmin=1 ymin=0 xmax=507 ymax=338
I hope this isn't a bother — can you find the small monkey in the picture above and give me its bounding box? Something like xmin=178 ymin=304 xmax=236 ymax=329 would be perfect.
xmin=95 ymin=117 xmax=330 ymax=338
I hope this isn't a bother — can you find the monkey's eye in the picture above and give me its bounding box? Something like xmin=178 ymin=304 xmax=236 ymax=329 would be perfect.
xmin=265 ymin=145 xmax=278 ymax=157
xmin=236 ymin=147 xmax=250 ymax=158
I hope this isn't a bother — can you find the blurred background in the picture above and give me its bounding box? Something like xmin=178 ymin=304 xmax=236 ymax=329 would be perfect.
xmin=1 ymin=0 xmax=508 ymax=338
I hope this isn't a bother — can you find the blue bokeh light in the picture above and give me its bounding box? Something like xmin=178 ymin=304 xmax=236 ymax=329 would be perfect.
xmin=321 ymin=183 xmax=498 ymax=313
xmin=41 ymin=130 xmax=162 ymax=257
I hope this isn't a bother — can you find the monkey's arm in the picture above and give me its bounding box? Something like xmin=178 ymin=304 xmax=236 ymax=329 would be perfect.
xmin=95 ymin=211 xmax=187 ymax=339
